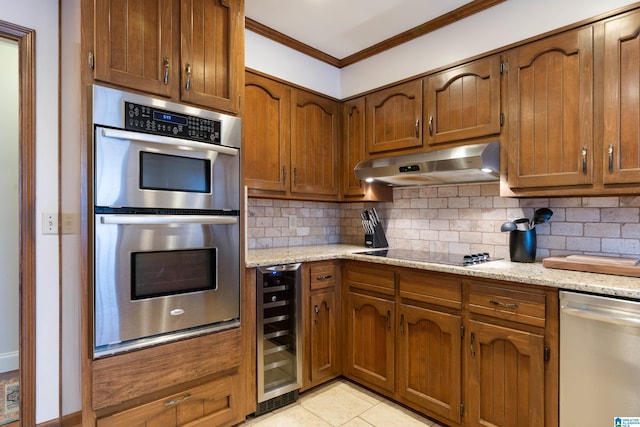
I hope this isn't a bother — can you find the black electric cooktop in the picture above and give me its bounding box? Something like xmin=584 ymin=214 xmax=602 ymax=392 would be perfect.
xmin=355 ymin=248 xmax=500 ymax=266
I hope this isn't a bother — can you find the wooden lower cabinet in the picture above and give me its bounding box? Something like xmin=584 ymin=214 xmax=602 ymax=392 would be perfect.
xmin=397 ymin=303 xmax=462 ymax=424
xmin=465 ymin=320 xmax=545 ymax=427
xmin=310 ymin=290 xmax=338 ymax=384
xmin=341 ymin=261 xmax=558 ymax=427
xmin=343 ymin=261 xmax=396 ymax=394
xmin=96 ymin=373 xmax=241 ymax=427
xmin=303 ymin=261 xmax=341 ymax=389
xmin=345 ymin=291 xmax=395 ymax=394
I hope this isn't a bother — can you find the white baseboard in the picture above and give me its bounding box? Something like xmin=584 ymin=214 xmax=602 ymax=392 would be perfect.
xmin=0 ymin=351 xmax=19 ymax=373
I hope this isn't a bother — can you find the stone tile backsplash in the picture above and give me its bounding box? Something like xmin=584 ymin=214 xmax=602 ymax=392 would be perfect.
xmin=247 ymin=184 xmax=640 ymax=260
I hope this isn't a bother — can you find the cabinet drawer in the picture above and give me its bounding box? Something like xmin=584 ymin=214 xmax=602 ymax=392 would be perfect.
xmin=468 ymin=283 xmax=546 ymax=328
xmin=343 ymin=261 xmax=395 ymax=296
xmin=97 ymin=373 xmax=240 ymax=427
xmin=398 ymin=269 xmax=462 ymax=309
xmin=310 ymin=261 xmax=337 ymax=291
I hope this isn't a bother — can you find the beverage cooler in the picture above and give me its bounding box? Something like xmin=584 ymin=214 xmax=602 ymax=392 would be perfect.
xmin=256 ymin=263 xmax=302 ymax=415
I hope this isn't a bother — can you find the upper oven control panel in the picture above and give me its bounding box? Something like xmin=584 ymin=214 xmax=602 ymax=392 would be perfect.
xmin=124 ymin=101 xmax=222 ymax=144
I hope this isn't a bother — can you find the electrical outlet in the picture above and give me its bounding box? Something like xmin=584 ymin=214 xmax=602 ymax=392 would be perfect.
xmin=288 ymin=215 xmax=297 ymax=229
xmin=42 ymin=213 xmax=58 ymax=234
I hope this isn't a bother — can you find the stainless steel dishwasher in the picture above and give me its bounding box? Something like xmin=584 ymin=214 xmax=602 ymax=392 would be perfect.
xmin=560 ymin=291 xmax=640 ymax=427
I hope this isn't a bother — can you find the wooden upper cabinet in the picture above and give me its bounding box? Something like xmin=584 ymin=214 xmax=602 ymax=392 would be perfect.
xmin=180 ymin=0 xmax=243 ymax=113
xmin=290 ymin=89 xmax=339 ymax=196
xmin=94 ymin=0 xmax=175 ymax=98
xmin=342 ymin=97 xmax=366 ymax=197
xmin=244 ymin=72 xmax=290 ymax=193
xmin=425 ymin=55 xmax=501 ymax=146
xmin=603 ymin=9 xmax=640 ymax=185
xmin=506 ymin=27 xmax=594 ymax=189
xmin=366 ymin=79 xmax=423 ymax=154
xmin=92 ymin=0 xmax=243 ymax=113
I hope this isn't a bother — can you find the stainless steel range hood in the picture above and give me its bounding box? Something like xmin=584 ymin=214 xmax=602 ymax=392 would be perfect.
xmin=354 ymin=142 xmax=500 ymax=187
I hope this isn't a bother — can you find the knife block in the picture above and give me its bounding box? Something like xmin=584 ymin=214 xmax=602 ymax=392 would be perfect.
xmin=365 ymin=222 xmax=388 ymax=248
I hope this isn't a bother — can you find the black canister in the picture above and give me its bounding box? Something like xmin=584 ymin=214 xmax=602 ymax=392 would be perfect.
xmin=509 ymin=228 xmax=536 ymax=262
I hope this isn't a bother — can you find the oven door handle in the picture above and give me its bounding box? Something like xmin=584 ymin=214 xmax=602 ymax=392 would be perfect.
xmin=99 ymin=215 xmax=238 ymax=225
xmin=100 ymin=128 xmax=238 ymax=156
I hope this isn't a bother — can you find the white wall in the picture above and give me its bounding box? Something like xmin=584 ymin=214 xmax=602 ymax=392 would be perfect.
xmin=0 ymin=0 xmax=60 ymax=423
xmin=60 ymin=0 xmax=82 ymax=416
xmin=0 ymin=38 xmax=19 ymax=374
xmin=245 ymin=30 xmax=341 ymax=98
xmin=246 ymin=0 xmax=640 ymax=98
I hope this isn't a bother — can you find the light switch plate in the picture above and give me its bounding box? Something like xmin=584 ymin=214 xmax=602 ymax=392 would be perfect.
xmin=42 ymin=213 xmax=58 ymax=234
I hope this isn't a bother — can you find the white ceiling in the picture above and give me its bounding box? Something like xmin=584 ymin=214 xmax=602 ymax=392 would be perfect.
xmin=245 ymin=0 xmax=473 ymax=60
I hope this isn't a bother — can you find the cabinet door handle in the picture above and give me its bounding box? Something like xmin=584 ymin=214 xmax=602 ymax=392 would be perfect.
xmin=185 ymin=63 xmax=192 ymax=91
xmin=293 ymin=167 xmax=298 ymax=186
xmin=489 ymin=300 xmax=519 ymax=309
xmin=282 ymin=166 xmax=287 ymax=184
xmin=314 ymin=304 xmax=319 ymax=324
xmin=163 ymin=56 xmax=169 ymax=85
xmin=608 ymin=144 xmax=614 ymax=173
xmin=400 ymin=314 xmax=405 ymax=335
xmin=428 ymin=115 xmax=433 ymax=137
xmin=316 ymin=274 xmax=332 ymax=281
xmin=386 ymin=310 xmax=391 ymax=331
xmin=470 ymin=332 xmax=476 ymax=358
xmin=415 ymin=119 xmax=420 ymax=138
xmin=582 ymin=146 xmax=587 ymax=174
xmin=165 ymin=393 xmax=192 ymax=407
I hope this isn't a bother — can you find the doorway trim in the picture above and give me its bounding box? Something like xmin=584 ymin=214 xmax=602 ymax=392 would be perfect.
xmin=0 ymin=20 xmax=36 ymax=427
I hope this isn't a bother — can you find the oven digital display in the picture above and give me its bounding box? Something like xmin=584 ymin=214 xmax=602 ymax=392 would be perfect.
xmin=153 ymin=110 xmax=188 ymax=125
xmin=131 ymin=248 xmax=218 ymax=299
xmin=140 ymin=151 xmax=211 ymax=193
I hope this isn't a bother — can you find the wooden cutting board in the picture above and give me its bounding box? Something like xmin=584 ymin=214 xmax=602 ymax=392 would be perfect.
xmin=542 ymin=254 xmax=640 ymax=277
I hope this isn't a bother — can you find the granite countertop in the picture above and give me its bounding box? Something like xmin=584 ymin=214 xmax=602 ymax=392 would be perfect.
xmin=246 ymin=244 xmax=640 ymax=300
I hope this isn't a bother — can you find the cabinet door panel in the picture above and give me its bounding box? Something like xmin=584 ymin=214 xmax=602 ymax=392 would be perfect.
xmin=342 ymin=97 xmax=366 ymax=196
xmin=467 ymin=320 xmax=545 ymax=427
xmin=180 ymin=0 xmax=242 ymax=112
xmin=291 ymin=90 xmax=339 ymax=196
xmin=507 ymin=27 xmax=593 ymax=189
xmin=244 ymin=72 xmax=290 ymax=192
xmin=345 ymin=292 xmax=394 ymax=394
xmin=366 ymin=80 xmax=423 ymax=154
xmin=310 ymin=290 xmax=338 ymax=383
xmin=94 ymin=0 xmax=174 ymax=97
xmin=604 ymin=10 xmax=640 ymax=184
xmin=425 ymin=55 xmax=501 ymax=145
xmin=398 ymin=304 xmax=462 ymax=424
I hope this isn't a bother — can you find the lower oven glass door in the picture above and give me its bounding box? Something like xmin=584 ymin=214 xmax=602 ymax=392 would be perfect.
xmin=93 ymin=214 xmax=240 ymax=357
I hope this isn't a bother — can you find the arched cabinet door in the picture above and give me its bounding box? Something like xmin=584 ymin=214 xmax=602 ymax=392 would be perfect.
xmin=424 ymin=55 xmax=501 ymax=146
xmin=345 ymin=292 xmax=395 ymax=394
xmin=397 ymin=303 xmax=462 ymax=425
xmin=506 ymin=26 xmax=594 ymax=189
xmin=244 ymin=71 xmax=290 ymax=193
xmin=466 ymin=320 xmax=545 ymax=427
xmin=365 ymin=79 xmax=423 ymax=154
xmin=603 ymin=9 xmax=640 ymax=185
xmin=290 ymin=89 xmax=339 ymax=197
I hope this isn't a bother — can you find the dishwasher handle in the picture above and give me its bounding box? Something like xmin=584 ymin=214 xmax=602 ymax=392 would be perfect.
xmin=561 ymin=305 xmax=640 ymax=328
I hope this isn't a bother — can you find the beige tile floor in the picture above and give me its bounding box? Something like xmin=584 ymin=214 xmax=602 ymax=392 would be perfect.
xmin=239 ymin=378 xmax=447 ymax=427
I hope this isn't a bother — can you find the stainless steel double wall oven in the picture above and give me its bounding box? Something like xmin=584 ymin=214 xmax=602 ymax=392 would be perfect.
xmin=91 ymin=85 xmax=241 ymax=358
